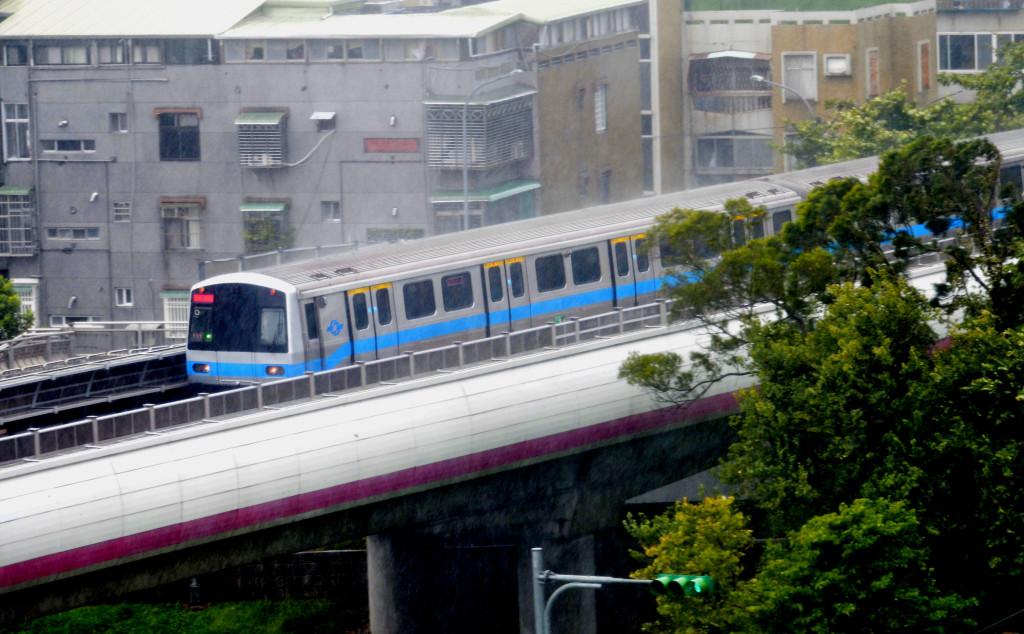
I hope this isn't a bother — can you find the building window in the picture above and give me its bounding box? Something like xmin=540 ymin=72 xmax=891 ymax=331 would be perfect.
xmin=366 ymin=228 xmax=425 ymax=243
xmin=4 ymin=43 xmax=27 ymax=66
xmin=115 ymin=287 xmax=133 ymax=307
xmin=132 ymin=40 xmax=162 ymax=64
xmin=595 ymin=84 xmax=608 ymax=132
xmin=161 ymin=289 xmax=189 ymax=338
xmin=113 ymin=202 xmax=131 ymax=222
xmin=695 ymin=134 xmax=775 ymax=172
xmin=321 ymin=201 xmax=340 ymax=222
xmin=0 ymin=187 xmax=35 ymax=256
xmin=165 ymin=39 xmax=217 ymax=65
xmin=157 ymin=110 xmax=200 ymax=161
xmin=242 ymin=202 xmax=292 ymax=254
xmin=236 ymin=111 xmax=287 ymax=167
xmin=33 ymin=41 xmax=89 ymax=65
xmin=938 ymin=33 xmax=994 ymax=71
xmin=689 ymin=55 xmax=773 ymax=113
xmin=98 ymin=40 xmax=126 ymax=64
xmin=781 ymin=52 xmax=817 ymax=102
xmin=110 ymin=113 xmax=128 ymax=133
xmin=12 ymin=279 xmax=36 ymax=325
xmin=49 ymin=315 xmax=101 ymax=327
xmin=309 ymin=40 xmax=346 ymax=61
xmin=598 ymin=170 xmax=612 ymax=204
xmin=161 ymin=202 xmax=202 ymax=250
xmin=39 ymin=139 xmax=96 ymax=153
xmin=3 ymin=103 xmax=30 ymax=161
xmin=918 ymin=41 xmax=931 ymax=91
xmin=46 ymin=227 xmax=99 ymax=240
xmin=866 ymin=48 xmax=880 ymax=98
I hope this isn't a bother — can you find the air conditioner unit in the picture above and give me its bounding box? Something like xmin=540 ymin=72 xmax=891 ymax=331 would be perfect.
xmin=823 ymin=54 xmax=852 ymax=77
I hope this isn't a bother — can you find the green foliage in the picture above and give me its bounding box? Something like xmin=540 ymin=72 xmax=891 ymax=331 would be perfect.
xmin=0 ymin=277 xmax=32 ymax=341
xmin=750 ymin=498 xmax=974 ymax=633
xmin=244 ymin=218 xmax=295 ymax=255
xmin=624 ymin=496 xmax=755 ymax=633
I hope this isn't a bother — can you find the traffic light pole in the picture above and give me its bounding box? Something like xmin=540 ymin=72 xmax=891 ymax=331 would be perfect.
xmin=531 ymin=547 xmax=653 ymax=634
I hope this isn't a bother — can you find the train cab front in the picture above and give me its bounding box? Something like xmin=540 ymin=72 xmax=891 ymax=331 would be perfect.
xmin=186 ymin=280 xmax=299 ymax=385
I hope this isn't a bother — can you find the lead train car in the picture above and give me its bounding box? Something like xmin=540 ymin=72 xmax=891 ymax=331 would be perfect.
xmin=187 ymin=129 xmax=1024 ymax=385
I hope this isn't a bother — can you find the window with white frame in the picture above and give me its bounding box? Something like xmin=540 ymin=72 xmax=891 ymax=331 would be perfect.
xmin=3 ymin=103 xmax=30 ymax=161
xmin=595 ymin=84 xmax=608 ymax=132
xmin=132 ymin=40 xmax=162 ymax=64
xmin=12 ymin=279 xmax=36 ymax=325
xmin=113 ymin=202 xmax=131 ymax=222
xmin=161 ymin=290 xmax=189 ymax=338
xmin=939 ymin=33 xmax=994 ymax=71
xmin=114 ymin=287 xmax=133 ymax=307
xmin=33 ymin=40 xmax=89 ymax=65
xmin=98 ymin=40 xmax=126 ymax=64
xmin=110 ymin=112 xmax=128 ymax=133
xmin=46 ymin=227 xmax=99 ymax=240
xmin=781 ymin=52 xmax=817 ymax=102
xmin=39 ymin=139 xmax=95 ymax=153
xmin=49 ymin=315 xmax=101 ymax=327
xmin=161 ymin=202 xmax=202 ymax=250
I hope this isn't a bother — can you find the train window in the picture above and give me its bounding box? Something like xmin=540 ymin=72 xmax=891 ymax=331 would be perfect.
xmin=635 ymin=238 xmax=650 ymax=272
xmin=510 ymin=262 xmax=525 ymax=298
xmin=376 ymin=288 xmax=392 ymax=325
xmin=352 ymin=293 xmax=369 ymax=330
xmin=442 ymin=272 xmax=474 ymax=311
xmin=404 ymin=280 xmax=435 ymax=319
xmin=487 ymin=266 xmax=504 ymax=303
xmin=1001 ymin=165 xmax=1023 ymax=195
xmin=571 ymin=247 xmax=601 ymax=285
xmin=772 ymin=210 xmax=792 ymax=235
xmin=259 ymin=308 xmax=287 ymax=349
xmin=188 ymin=306 xmax=212 ymax=345
xmin=614 ymin=242 xmax=630 ymax=277
xmin=536 ymin=254 xmax=566 ymax=292
xmin=304 ymin=303 xmax=319 ymax=339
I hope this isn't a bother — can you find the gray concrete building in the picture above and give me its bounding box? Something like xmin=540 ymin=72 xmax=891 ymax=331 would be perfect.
xmin=0 ymin=0 xmax=648 ymax=331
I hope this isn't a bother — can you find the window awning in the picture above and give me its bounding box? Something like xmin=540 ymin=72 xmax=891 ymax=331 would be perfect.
xmin=310 ymin=111 xmax=336 ymax=121
xmin=689 ymin=51 xmax=770 ymax=61
xmin=430 ymin=179 xmax=540 ymax=204
xmin=240 ymin=201 xmax=287 ymax=213
xmin=235 ymin=112 xmax=287 ymax=126
xmin=0 ymin=186 xmax=33 ymax=196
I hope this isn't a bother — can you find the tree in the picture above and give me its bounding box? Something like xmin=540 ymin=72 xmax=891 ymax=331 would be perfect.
xmin=0 ymin=277 xmax=32 ymax=341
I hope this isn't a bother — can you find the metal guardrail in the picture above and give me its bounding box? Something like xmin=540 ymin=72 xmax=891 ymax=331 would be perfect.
xmin=0 ymin=301 xmax=670 ymax=467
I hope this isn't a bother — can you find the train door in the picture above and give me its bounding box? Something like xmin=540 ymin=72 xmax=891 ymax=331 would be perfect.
xmin=502 ymin=257 xmax=532 ymax=330
xmin=301 ymin=300 xmax=324 ymax=373
xmin=483 ymin=261 xmax=510 ymax=335
xmin=630 ymin=234 xmax=657 ymax=304
xmin=370 ymin=283 xmax=399 ymax=359
xmin=346 ymin=287 xmax=376 ymax=362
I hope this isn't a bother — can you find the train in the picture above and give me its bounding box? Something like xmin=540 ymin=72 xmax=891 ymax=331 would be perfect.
xmin=186 ymin=129 xmax=1024 ymax=385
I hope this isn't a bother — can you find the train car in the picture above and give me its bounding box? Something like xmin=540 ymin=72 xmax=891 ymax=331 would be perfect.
xmin=187 ymin=129 xmax=1024 ymax=385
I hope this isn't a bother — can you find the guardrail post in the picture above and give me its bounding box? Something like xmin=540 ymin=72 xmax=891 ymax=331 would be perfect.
xmin=571 ymin=318 xmax=580 ymax=344
xmin=29 ymin=427 xmax=40 ymax=457
xmin=199 ymin=392 xmax=210 ymax=419
xmin=257 ymin=383 xmax=264 ymax=409
xmin=549 ymin=321 xmax=558 ymax=347
xmin=357 ymin=361 xmax=366 ymax=387
xmin=616 ymin=308 xmax=624 ymax=334
xmin=44 ymin=337 xmax=52 ymax=362
xmin=5 ymin=345 xmax=14 ymax=370
xmin=88 ymin=415 xmax=99 ymax=444
xmin=455 ymin=341 xmax=464 ymax=368
xmin=658 ymin=299 xmax=668 ymax=326
xmin=144 ymin=403 xmax=156 ymax=432
xmin=504 ymin=331 xmax=512 ymax=358
xmin=305 ymin=371 xmax=316 ymax=399
xmin=406 ymin=350 xmax=415 ymax=377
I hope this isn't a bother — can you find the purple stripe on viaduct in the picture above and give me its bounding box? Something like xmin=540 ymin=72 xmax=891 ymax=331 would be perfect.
xmin=0 ymin=390 xmax=739 ymax=590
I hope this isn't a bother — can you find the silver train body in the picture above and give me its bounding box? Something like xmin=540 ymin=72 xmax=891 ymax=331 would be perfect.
xmin=187 ymin=129 xmax=1024 ymax=385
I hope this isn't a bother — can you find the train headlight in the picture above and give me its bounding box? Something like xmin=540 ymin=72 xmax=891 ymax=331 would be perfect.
xmin=265 ymin=365 xmax=285 ymax=376
xmin=192 ymin=363 xmax=211 ymax=374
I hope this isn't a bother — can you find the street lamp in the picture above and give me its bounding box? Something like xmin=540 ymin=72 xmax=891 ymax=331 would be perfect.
xmin=462 ymin=68 xmax=524 ymax=232
xmin=751 ymin=74 xmax=815 ymax=120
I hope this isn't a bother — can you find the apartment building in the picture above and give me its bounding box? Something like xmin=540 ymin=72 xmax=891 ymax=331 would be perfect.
xmin=0 ymin=0 xmax=648 ymax=329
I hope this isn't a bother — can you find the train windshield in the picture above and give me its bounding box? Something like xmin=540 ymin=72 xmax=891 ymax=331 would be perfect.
xmin=187 ymin=283 xmax=288 ymax=353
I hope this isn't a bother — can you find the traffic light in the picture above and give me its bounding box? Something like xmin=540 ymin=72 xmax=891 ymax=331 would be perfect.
xmin=650 ymin=574 xmax=715 ymax=597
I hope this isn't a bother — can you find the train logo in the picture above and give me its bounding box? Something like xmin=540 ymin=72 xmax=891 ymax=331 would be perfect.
xmin=327 ymin=320 xmax=344 ymax=336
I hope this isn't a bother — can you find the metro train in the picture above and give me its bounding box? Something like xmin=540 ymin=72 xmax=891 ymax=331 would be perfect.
xmin=186 ymin=129 xmax=1024 ymax=385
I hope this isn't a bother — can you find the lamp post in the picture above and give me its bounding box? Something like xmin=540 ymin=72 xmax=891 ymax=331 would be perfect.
xmin=751 ymin=74 xmax=815 ymax=120
xmin=462 ymin=69 xmax=524 ymax=232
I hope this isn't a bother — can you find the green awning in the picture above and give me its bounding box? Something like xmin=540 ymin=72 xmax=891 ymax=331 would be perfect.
xmin=430 ymin=180 xmax=540 ymax=204
xmin=240 ymin=201 xmax=287 ymax=213
xmin=234 ymin=112 xmax=287 ymax=126
xmin=0 ymin=186 xmax=33 ymax=196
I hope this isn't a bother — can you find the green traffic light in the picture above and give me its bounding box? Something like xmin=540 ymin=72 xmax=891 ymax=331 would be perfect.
xmin=650 ymin=574 xmax=715 ymax=597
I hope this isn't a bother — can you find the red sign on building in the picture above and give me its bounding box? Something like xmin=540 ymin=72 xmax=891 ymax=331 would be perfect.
xmin=364 ymin=138 xmax=420 ymax=153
